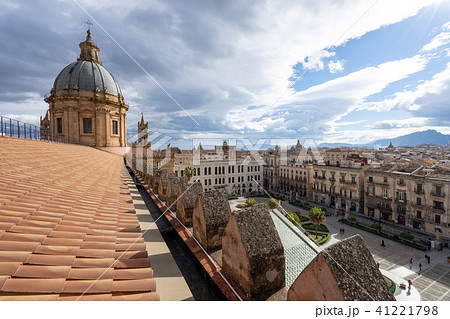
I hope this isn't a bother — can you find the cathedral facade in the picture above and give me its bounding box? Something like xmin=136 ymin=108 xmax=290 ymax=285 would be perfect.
xmin=42 ymin=29 xmax=129 ymax=147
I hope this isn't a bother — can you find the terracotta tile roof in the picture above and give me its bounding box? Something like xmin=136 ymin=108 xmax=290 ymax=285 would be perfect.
xmin=0 ymin=137 xmax=158 ymax=301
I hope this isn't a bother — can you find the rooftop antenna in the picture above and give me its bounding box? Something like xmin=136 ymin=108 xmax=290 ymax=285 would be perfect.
xmin=84 ymin=19 xmax=93 ymax=30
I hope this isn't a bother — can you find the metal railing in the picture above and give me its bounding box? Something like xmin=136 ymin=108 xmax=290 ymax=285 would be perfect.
xmin=0 ymin=115 xmax=42 ymax=140
xmin=0 ymin=115 xmax=88 ymax=145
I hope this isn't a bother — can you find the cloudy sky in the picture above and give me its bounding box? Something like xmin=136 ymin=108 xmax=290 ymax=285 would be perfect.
xmin=1 ymin=0 xmax=450 ymax=149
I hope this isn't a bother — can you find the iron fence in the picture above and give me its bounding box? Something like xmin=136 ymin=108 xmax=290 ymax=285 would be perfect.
xmin=0 ymin=115 xmax=76 ymax=144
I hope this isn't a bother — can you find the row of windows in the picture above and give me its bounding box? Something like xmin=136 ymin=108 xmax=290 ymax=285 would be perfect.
xmin=314 ymin=184 xmax=356 ymax=198
xmin=56 ymin=118 xmax=119 ymax=135
xmin=203 ymin=175 xmax=261 ymax=186
xmin=314 ymin=171 xmax=357 ymax=183
xmin=280 ymin=168 xmax=307 ymax=175
xmin=416 ymin=211 xmax=442 ymax=224
xmin=368 ymin=178 xmax=445 ymax=196
xmin=195 ymin=165 xmax=262 ymax=176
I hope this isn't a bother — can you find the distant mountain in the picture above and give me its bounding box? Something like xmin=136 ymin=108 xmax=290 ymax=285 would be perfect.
xmin=368 ymin=130 xmax=450 ymax=147
xmin=318 ymin=130 xmax=450 ymax=148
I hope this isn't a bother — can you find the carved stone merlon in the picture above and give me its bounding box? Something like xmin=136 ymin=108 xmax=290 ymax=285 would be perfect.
xmin=288 ymin=235 xmax=396 ymax=301
xmin=152 ymin=169 xmax=164 ymax=192
xmin=166 ymin=175 xmax=187 ymax=211
xmin=222 ymin=204 xmax=285 ymax=300
xmin=176 ymin=182 xmax=203 ymax=227
xmin=192 ymin=189 xmax=230 ymax=252
xmin=158 ymin=171 xmax=173 ymax=202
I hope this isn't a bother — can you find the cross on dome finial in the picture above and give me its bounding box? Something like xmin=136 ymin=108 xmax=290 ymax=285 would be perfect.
xmin=85 ymin=19 xmax=93 ymax=29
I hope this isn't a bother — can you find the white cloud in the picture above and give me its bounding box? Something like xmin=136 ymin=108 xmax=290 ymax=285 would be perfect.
xmin=302 ymin=50 xmax=335 ymax=71
xmin=361 ymin=62 xmax=450 ymax=116
xmin=421 ymin=32 xmax=450 ymax=52
xmin=371 ymin=117 xmax=430 ymax=129
xmin=442 ymin=21 xmax=450 ymax=31
xmin=227 ymin=54 xmax=428 ymax=133
xmin=328 ymin=60 xmax=345 ymax=73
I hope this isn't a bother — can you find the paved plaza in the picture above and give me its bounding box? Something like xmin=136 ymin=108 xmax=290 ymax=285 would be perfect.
xmin=278 ymin=200 xmax=450 ymax=301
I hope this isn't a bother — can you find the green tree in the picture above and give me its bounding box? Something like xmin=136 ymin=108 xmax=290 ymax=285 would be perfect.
xmin=245 ymin=198 xmax=256 ymax=207
xmin=286 ymin=212 xmax=300 ymax=226
xmin=184 ymin=166 xmax=195 ymax=182
xmin=308 ymin=207 xmax=326 ymax=239
xmin=268 ymin=198 xmax=278 ymax=209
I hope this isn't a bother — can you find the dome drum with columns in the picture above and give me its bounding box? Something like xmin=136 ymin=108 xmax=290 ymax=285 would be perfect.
xmin=43 ymin=29 xmax=129 ymax=147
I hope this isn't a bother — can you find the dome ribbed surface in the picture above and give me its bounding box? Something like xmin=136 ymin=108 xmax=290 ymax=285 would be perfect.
xmin=53 ymin=61 xmax=122 ymax=96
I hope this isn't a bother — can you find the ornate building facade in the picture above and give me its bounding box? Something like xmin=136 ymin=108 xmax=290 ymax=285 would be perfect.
xmin=42 ymin=29 xmax=129 ymax=146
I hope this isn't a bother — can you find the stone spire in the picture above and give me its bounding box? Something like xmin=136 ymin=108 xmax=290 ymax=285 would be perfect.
xmin=137 ymin=113 xmax=149 ymax=147
xmin=78 ymin=29 xmax=101 ymax=64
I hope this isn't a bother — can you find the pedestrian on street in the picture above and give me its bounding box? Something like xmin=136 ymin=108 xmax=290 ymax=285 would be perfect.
xmin=427 ymin=256 xmax=430 ymax=264
xmin=381 ymin=240 xmax=385 ymax=247
xmin=419 ymin=263 xmax=422 ymax=271
xmin=408 ymin=279 xmax=412 ymax=289
xmin=409 ymin=258 xmax=413 ymax=269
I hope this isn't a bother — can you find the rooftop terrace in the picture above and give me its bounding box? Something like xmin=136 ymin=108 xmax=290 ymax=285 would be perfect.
xmin=0 ymin=137 xmax=158 ymax=300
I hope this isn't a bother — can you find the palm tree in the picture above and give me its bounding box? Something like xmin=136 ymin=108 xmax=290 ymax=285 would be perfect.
xmin=308 ymin=207 xmax=326 ymax=239
xmin=184 ymin=166 xmax=195 ymax=182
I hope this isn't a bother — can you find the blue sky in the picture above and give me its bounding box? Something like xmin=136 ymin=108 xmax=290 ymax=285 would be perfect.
xmin=0 ymin=0 xmax=449 ymax=149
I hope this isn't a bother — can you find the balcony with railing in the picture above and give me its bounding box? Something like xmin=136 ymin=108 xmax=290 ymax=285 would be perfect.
xmin=432 ymin=205 xmax=445 ymax=213
xmin=431 ymin=191 xmax=445 ymax=198
xmin=376 ymin=203 xmax=393 ymax=212
xmin=368 ymin=179 xmax=389 ymax=186
xmin=414 ymin=188 xmax=424 ymax=194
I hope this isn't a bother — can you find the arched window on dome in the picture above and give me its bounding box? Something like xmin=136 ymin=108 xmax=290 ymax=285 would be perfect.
xmin=87 ymin=50 xmax=92 ymax=58
xmin=94 ymin=51 xmax=98 ymax=60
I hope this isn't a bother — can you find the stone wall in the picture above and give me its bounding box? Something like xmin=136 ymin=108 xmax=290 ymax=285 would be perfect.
xmin=222 ymin=204 xmax=285 ymax=300
xmin=287 ymin=235 xmax=395 ymax=301
xmin=176 ymin=181 xmax=203 ymax=226
xmin=193 ymin=189 xmax=231 ymax=252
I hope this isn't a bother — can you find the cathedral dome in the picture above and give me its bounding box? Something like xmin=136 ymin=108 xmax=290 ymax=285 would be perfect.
xmin=51 ymin=29 xmax=122 ymax=97
xmin=53 ymin=60 xmax=122 ymax=96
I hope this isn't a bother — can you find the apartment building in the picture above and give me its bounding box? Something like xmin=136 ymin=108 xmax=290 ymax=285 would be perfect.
xmin=364 ymin=163 xmax=450 ymax=240
xmin=312 ymin=165 xmax=365 ymax=213
xmin=279 ymin=163 xmax=313 ymax=199
xmin=262 ymin=146 xmax=281 ymax=192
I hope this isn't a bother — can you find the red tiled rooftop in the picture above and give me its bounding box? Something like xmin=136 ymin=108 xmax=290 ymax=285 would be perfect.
xmin=0 ymin=137 xmax=158 ymax=301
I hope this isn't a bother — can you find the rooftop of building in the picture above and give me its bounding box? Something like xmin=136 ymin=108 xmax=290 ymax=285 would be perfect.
xmin=0 ymin=137 xmax=157 ymax=300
